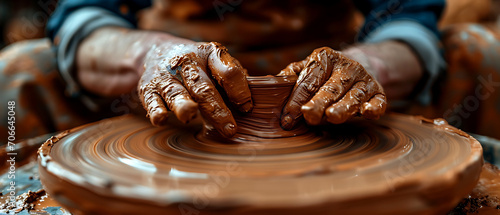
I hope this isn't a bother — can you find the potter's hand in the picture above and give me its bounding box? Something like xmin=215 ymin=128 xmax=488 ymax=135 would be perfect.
xmin=279 ymin=47 xmax=387 ymax=129
xmin=138 ymin=42 xmax=253 ymax=137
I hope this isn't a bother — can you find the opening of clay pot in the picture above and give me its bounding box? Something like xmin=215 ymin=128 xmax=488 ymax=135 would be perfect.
xmin=201 ymin=75 xmax=311 ymax=142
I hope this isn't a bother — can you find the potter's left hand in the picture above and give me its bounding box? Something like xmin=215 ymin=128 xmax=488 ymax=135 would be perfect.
xmin=279 ymin=47 xmax=387 ymax=129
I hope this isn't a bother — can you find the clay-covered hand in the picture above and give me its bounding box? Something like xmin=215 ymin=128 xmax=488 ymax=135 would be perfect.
xmin=138 ymin=41 xmax=253 ymax=137
xmin=278 ymin=47 xmax=387 ymax=129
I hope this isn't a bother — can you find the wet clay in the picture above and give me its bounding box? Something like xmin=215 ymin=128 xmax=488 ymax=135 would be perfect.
xmin=38 ymin=76 xmax=482 ymax=215
xmin=138 ymin=41 xmax=252 ymax=138
xmin=203 ymin=75 xmax=310 ymax=142
xmin=451 ymin=163 xmax=500 ymax=214
xmin=0 ymin=189 xmax=66 ymax=214
xmin=278 ymin=47 xmax=386 ymax=129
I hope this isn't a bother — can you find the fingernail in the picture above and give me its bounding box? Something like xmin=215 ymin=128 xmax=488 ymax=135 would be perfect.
xmin=176 ymin=101 xmax=198 ymax=123
xmin=151 ymin=109 xmax=168 ymax=126
xmin=221 ymin=123 xmax=236 ymax=137
xmin=281 ymin=114 xmax=294 ymax=130
xmin=239 ymin=101 xmax=253 ymax=113
xmin=301 ymin=104 xmax=313 ymax=111
xmin=301 ymin=105 xmax=321 ymax=125
xmin=326 ymin=107 xmax=343 ymax=124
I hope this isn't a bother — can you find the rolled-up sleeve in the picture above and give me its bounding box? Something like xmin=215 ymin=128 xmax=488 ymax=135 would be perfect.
xmin=354 ymin=0 xmax=446 ymax=105
xmin=46 ymin=0 xmax=150 ymax=110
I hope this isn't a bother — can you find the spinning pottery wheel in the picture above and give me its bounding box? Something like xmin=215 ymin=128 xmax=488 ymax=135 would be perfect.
xmin=38 ymin=76 xmax=483 ymax=215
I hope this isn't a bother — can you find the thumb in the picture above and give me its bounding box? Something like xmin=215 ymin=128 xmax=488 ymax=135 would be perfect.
xmin=206 ymin=42 xmax=253 ymax=112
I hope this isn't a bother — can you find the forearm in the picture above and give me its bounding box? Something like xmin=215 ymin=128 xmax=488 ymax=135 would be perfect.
xmin=343 ymin=41 xmax=423 ymax=100
xmin=351 ymin=0 xmax=445 ymax=104
xmin=76 ymin=27 xmax=192 ymax=97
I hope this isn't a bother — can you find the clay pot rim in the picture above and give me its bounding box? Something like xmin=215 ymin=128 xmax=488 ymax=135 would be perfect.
xmin=246 ymin=75 xmax=297 ymax=86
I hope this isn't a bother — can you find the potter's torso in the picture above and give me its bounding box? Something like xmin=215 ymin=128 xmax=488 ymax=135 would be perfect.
xmin=138 ymin=0 xmax=363 ymax=75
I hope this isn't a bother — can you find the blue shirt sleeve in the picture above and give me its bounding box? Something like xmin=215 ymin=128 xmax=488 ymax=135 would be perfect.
xmin=353 ymin=0 xmax=445 ymax=41
xmin=47 ymin=0 xmax=151 ymax=41
xmin=46 ymin=0 xmax=445 ymax=106
xmin=353 ymin=0 xmax=446 ymax=105
xmin=46 ymin=0 xmax=151 ymax=111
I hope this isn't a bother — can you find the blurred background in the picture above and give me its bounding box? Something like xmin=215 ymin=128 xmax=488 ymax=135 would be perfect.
xmin=0 ymin=0 xmax=57 ymax=49
xmin=2 ymin=0 xmax=500 ymax=48
xmin=2 ymin=0 xmax=500 ymax=141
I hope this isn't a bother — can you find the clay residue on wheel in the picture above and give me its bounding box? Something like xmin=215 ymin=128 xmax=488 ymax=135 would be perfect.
xmin=37 ymin=130 xmax=69 ymax=167
xmin=450 ymin=163 xmax=500 ymax=214
xmin=37 ymin=77 xmax=482 ymax=215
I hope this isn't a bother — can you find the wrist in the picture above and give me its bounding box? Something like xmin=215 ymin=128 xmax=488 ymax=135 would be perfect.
xmin=118 ymin=30 xmax=192 ymax=76
xmin=345 ymin=41 xmax=424 ymax=100
xmin=76 ymin=27 xmax=195 ymax=96
xmin=374 ymin=40 xmax=424 ymax=87
xmin=342 ymin=46 xmax=389 ymax=85
xmin=81 ymin=27 xmax=194 ymax=75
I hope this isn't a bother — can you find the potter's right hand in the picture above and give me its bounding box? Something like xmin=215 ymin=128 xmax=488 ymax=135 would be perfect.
xmin=138 ymin=41 xmax=253 ymax=137
xmin=278 ymin=47 xmax=387 ymax=129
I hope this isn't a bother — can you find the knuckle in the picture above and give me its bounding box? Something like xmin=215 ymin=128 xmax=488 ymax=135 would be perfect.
xmin=315 ymin=47 xmax=334 ymax=53
xmin=202 ymin=42 xmax=227 ymax=55
xmin=376 ymin=94 xmax=388 ymax=104
xmin=340 ymin=61 xmax=351 ymax=68
xmin=193 ymin=82 xmax=215 ymax=98
xmin=290 ymin=61 xmax=302 ymax=69
xmin=340 ymin=76 xmax=352 ymax=85
xmin=181 ymin=65 xmax=201 ymax=83
xmin=138 ymin=83 xmax=154 ymax=96
xmin=350 ymin=86 xmax=367 ymax=102
xmin=323 ymin=83 xmax=343 ymax=97
xmin=170 ymin=55 xmax=187 ymax=69
xmin=288 ymin=62 xmax=304 ymax=73
xmin=138 ymin=84 xmax=148 ymax=94
xmin=165 ymin=91 xmax=183 ymax=106
xmin=352 ymin=90 xmax=366 ymax=102
xmin=157 ymin=80 xmax=176 ymax=96
xmin=208 ymin=41 xmax=223 ymax=49
xmin=364 ymin=80 xmax=379 ymax=95
xmin=301 ymin=80 xmax=320 ymax=94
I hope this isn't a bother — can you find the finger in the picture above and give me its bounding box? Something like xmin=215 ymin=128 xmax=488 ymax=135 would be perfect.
xmin=178 ymin=54 xmax=237 ymax=137
xmin=361 ymin=94 xmax=387 ymax=119
xmin=156 ymin=73 xmax=199 ymax=124
xmin=206 ymin=42 xmax=253 ymax=112
xmin=301 ymin=74 xmax=343 ymax=125
xmin=325 ymin=81 xmax=372 ymax=124
xmin=138 ymin=83 xmax=169 ymax=126
xmin=301 ymin=56 xmax=368 ymax=125
xmin=277 ymin=58 xmax=308 ymax=76
xmin=280 ymin=48 xmax=338 ymax=130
